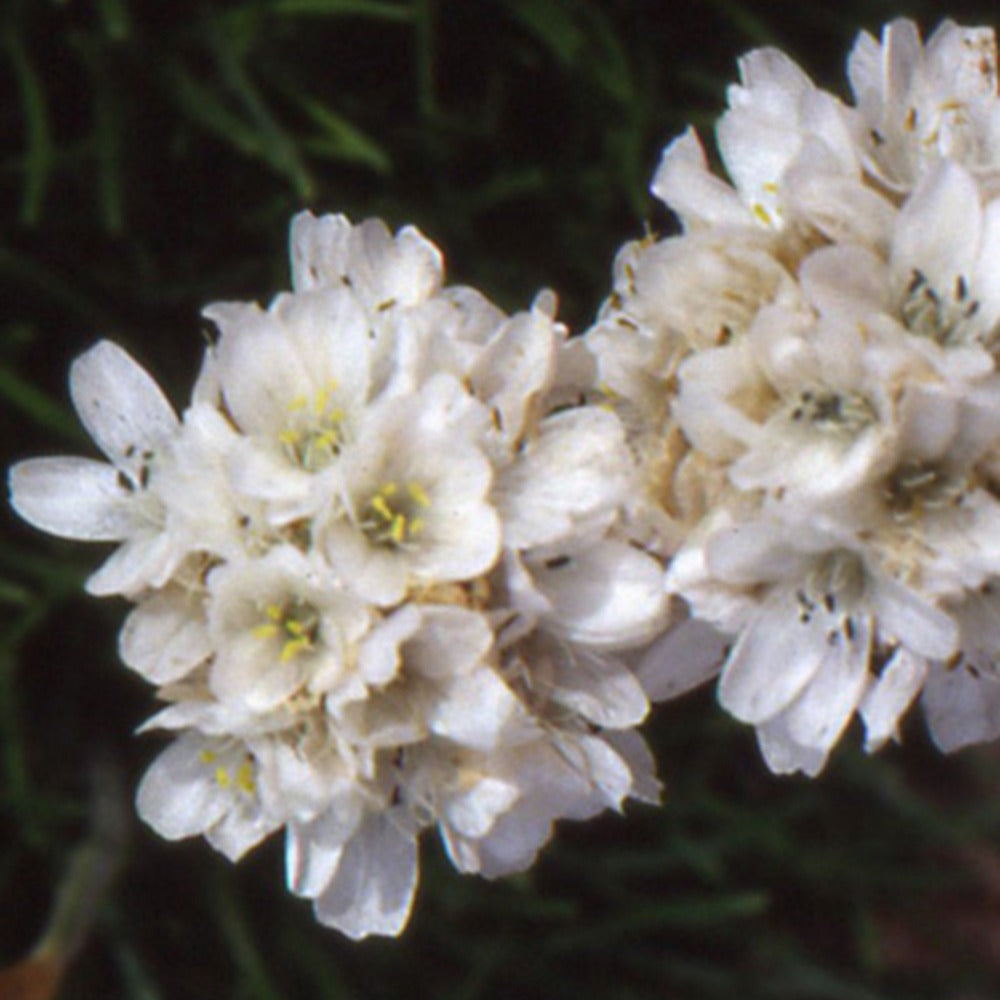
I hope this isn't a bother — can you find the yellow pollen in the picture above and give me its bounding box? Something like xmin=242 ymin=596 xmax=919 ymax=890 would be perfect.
xmin=390 ymin=514 xmax=407 ymax=544
xmin=215 ymin=766 xmax=231 ymax=789
xmin=198 ymin=749 xmax=217 ymax=764
xmin=380 ymin=481 xmax=398 ymax=497
xmin=371 ymin=494 xmax=394 ymax=520
xmin=752 ymin=202 xmax=773 ymax=227
xmin=251 ymin=623 xmax=280 ymax=640
xmin=762 ymin=181 xmax=778 ymax=194
xmin=280 ymin=635 xmax=312 ymax=662
xmin=278 ymin=429 xmax=300 ymax=446
xmin=407 ymin=481 xmax=431 ymax=508
xmin=236 ymin=761 xmax=256 ymax=795
xmin=288 ymin=395 xmax=308 ymax=411
xmin=409 ymin=516 xmax=425 ymax=536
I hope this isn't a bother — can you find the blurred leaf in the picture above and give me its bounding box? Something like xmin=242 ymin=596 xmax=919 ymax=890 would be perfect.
xmin=4 ymin=28 xmax=54 ymax=226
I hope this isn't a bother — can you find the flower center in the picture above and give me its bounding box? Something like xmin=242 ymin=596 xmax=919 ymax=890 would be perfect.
xmin=787 ymin=388 xmax=875 ymax=436
xmin=900 ymin=270 xmax=982 ymax=348
xmin=251 ymin=598 xmax=320 ymax=662
xmin=884 ymin=459 xmax=968 ymax=522
xmin=360 ymin=480 xmax=432 ymax=548
xmin=198 ymin=747 xmax=257 ymax=796
xmin=278 ymin=383 xmax=346 ymax=471
xmin=794 ymin=550 xmax=866 ymax=643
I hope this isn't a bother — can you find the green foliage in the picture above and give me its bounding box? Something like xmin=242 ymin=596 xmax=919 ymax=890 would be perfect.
xmin=4 ymin=1 xmax=1000 ymax=997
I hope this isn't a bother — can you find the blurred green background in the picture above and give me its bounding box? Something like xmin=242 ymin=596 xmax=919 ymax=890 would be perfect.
xmin=4 ymin=0 xmax=1000 ymax=997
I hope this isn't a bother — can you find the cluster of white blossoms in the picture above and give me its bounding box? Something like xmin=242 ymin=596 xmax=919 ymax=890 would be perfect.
xmin=9 ymin=213 xmax=671 ymax=938
xmin=13 ymin=13 xmax=1000 ymax=941
xmin=588 ymin=18 xmax=1000 ymax=776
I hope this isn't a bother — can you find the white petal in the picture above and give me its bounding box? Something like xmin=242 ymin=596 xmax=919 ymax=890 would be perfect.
xmin=784 ymin=617 xmax=872 ymax=753
xmin=206 ymin=805 xmax=277 ymax=862
xmin=9 ymin=457 xmax=135 ymax=540
xmin=496 ymin=407 xmax=629 ymax=549
xmin=634 ymin=617 xmax=728 ymax=702
xmin=602 ymin=729 xmax=662 ymax=804
xmin=135 ymin=736 xmax=229 ymax=841
xmin=286 ymin=803 xmax=365 ymax=898
xmin=891 ymin=161 xmax=981 ymax=304
xmin=922 ymin=662 xmax=1000 ymax=752
xmin=651 ymin=128 xmax=749 ymax=228
xmin=873 ymin=575 xmax=959 ymax=659
xmin=755 ymin=714 xmax=829 ymax=776
xmin=548 ymin=650 xmax=649 ymax=728
xmin=69 ymin=341 xmax=178 ymax=472
xmin=718 ymin=595 xmax=827 ymax=724
xmin=430 ymin=668 xmax=520 ymax=750
xmin=84 ymin=530 xmax=177 ymax=597
xmin=313 ymin=812 xmax=418 ymax=940
xmin=119 ymin=589 xmax=211 ymax=684
xmin=403 ymin=606 xmax=493 ymax=680
xmin=532 ymin=541 xmax=670 ymax=649
xmin=442 ymin=777 xmax=520 ymax=839
xmin=859 ymin=647 xmax=928 ymax=752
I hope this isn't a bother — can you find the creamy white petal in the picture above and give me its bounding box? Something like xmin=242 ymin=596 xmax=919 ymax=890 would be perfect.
xmin=441 ymin=777 xmax=520 ymax=839
xmin=69 ymin=340 xmax=178 ymax=473
xmin=651 ymin=128 xmax=749 ymax=228
xmin=784 ymin=616 xmax=872 ymax=752
xmin=135 ymin=735 xmax=232 ymax=841
xmin=547 ymin=650 xmax=649 ymax=728
xmin=84 ymin=530 xmax=178 ymax=597
xmin=859 ymin=647 xmax=928 ymax=752
xmin=634 ymin=617 xmax=728 ymax=702
xmin=923 ymin=662 xmax=1000 ymax=752
xmin=496 ymin=408 xmax=629 ymax=550
xmin=531 ymin=541 xmax=670 ymax=649
xmin=9 ymin=457 xmax=136 ymax=540
xmin=313 ymin=811 xmax=418 ymax=940
xmin=119 ymin=589 xmax=211 ymax=684
xmin=718 ymin=594 xmax=827 ymax=724
xmin=755 ymin=714 xmax=828 ymax=777
xmin=429 ymin=669 xmax=520 ymax=751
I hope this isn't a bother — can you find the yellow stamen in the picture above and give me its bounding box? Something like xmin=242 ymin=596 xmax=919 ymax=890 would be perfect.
xmin=280 ymin=636 xmax=311 ymax=662
xmin=198 ymin=749 xmax=217 ymax=764
xmin=215 ymin=766 xmax=231 ymax=789
xmin=236 ymin=761 xmax=256 ymax=795
xmin=390 ymin=514 xmax=407 ymax=544
xmin=407 ymin=481 xmax=431 ymax=508
xmin=251 ymin=623 xmax=280 ymax=640
xmin=371 ymin=495 xmax=394 ymax=521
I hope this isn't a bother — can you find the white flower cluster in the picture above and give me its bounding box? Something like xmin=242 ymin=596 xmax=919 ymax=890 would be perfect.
xmin=588 ymin=18 xmax=1000 ymax=776
xmin=9 ymin=213 xmax=669 ymax=938
xmin=13 ymin=12 xmax=1000 ymax=942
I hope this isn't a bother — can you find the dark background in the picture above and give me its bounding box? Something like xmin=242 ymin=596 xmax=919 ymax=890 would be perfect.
xmin=4 ymin=1 xmax=1000 ymax=997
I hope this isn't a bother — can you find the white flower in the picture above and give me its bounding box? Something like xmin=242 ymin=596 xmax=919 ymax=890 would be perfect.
xmin=9 ymin=341 xmax=181 ymax=596
xmin=204 ymin=289 xmax=376 ymax=523
xmin=669 ymin=516 xmax=958 ymax=775
xmin=318 ymin=377 xmax=500 ymax=606
xmin=11 ymin=206 xmax=670 ymax=940
xmin=848 ymin=19 xmax=1000 ymax=191
xmin=136 ymin=731 xmax=280 ymax=861
xmin=205 ymin=546 xmax=372 ymax=713
xmin=802 ymin=162 xmax=1000 ymax=366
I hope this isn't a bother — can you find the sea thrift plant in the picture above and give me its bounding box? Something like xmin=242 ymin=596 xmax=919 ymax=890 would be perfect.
xmin=590 ymin=17 xmax=1000 ymax=775
xmin=11 ymin=14 xmax=1000 ymax=941
xmin=9 ymin=214 xmax=669 ymax=938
